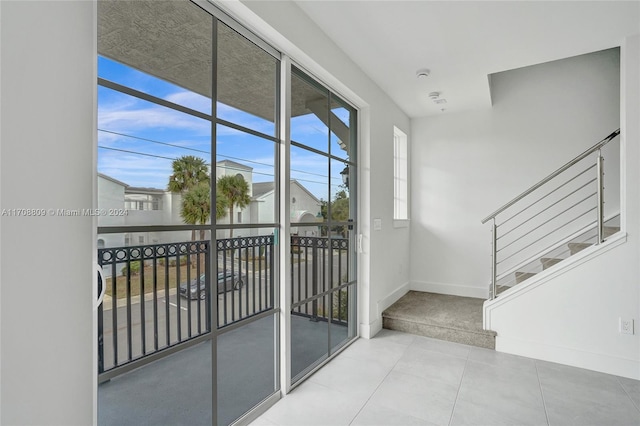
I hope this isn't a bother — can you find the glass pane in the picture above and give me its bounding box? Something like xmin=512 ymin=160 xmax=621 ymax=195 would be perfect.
xmin=291 ymin=145 xmax=328 ymax=223
xmin=329 ymin=97 xmax=352 ymax=160
xmin=291 ymin=71 xmax=329 ymax=153
xmin=218 ymin=314 xmax=278 ymax=425
xmin=98 ymin=0 xmax=213 ymax=115
xmin=330 ymin=286 xmax=353 ymax=353
xmin=98 ymin=341 xmax=212 ymax=426
xmin=291 ymin=298 xmax=329 ymax=381
xmin=329 ymin=159 xmax=352 ymax=223
xmin=290 ymin=232 xmax=331 ymax=305
xmin=215 ymin=125 xmax=276 ymax=225
xmin=97 ymin=231 xmax=212 ymax=372
xmin=98 ymin=86 xmax=212 ymax=229
xmin=215 ymin=228 xmax=276 ymax=329
xmin=217 ymin=22 xmax=277 ymax=137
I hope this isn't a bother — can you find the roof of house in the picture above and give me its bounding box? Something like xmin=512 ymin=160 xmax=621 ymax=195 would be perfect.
xmin=98 ymin=173 xmax=129 ymax=188
xmin=251 ymin=180 xmax=320 ymax=204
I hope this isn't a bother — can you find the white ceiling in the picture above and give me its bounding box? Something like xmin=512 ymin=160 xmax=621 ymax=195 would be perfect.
xmin=294 ymin=1 xmax=640 ymax=118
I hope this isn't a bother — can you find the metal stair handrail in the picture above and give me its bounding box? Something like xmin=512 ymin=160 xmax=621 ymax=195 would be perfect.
xmin=481 ymin=129 xmax=620 ymax=224
xmin=481 ymin=128 xmax=621 ymax=300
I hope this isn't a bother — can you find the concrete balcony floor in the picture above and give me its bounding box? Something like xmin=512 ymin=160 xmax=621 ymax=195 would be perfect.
xmin=98 ymin=314 xmax=349 ymax=426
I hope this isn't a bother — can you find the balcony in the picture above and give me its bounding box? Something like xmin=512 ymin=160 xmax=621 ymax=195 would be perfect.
xmin=97 ymin=235 xmax=350 ymax=425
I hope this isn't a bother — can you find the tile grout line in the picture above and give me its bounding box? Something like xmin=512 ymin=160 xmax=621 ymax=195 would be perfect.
xmin=534 ymin=360 xmax=551 ymax=426
xmin=616 ymin=376 xmax=640 ymax=413
xmin=346 ymin=337 xmax=413 ymax=425
xmin=447 ymin=347 xmax=472 ymax=426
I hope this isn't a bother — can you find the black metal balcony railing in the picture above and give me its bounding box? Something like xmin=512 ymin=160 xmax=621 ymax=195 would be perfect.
xmin=97 ymin=235 xmax=347 ymax=381
xmin=291 ymin=236 xmax=349 ymax=325
xmin=98 ymin=241 xmax=212 ymax=378
xmin=216 ymin=236 xmax=275 ymax=328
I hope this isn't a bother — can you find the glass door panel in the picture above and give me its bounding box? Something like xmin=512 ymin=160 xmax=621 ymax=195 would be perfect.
xmin=289 ymin=67 xmax=357 ymax=385
xmin=217 ymin=314 xmax=278 ymax=425
xmin=291 ymin=298 xmax=329 ymax=380
xmin=97 ymin=1 xmax=215 ymax=423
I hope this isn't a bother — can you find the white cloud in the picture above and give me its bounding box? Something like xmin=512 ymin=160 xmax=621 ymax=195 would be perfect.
xmin=98 ymin=99 xmax=211 ymax=137
xmin=164 ymin=91 xmax=212 ymax=113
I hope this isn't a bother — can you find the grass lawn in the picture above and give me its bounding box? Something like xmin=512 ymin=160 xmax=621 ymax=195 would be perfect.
xmin=105 ymin=261 xmax=207 ymax=299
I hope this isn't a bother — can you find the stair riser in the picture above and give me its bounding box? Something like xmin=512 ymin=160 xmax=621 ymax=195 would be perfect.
xmin=383 ymin=317 xmax=496 ymax=350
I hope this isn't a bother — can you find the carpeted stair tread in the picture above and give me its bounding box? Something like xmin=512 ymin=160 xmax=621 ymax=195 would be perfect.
xmin=604 ymin=226 xmax=620 ymax=238
xmin=540 ymin=257 xmax=563 ymax=270
xmin=515 ymin=272 xmax=536 ymax=283
xmin=382 ymin=291 xmax=496 ymax=349
xmin=568 ymin=242 xmax=592 ymax=255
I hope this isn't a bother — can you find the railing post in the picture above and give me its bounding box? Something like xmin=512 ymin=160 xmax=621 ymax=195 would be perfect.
xmin=596 ymin=149 xmax=605 ymax=244
xmin=491 ymin=218 xmax=497 ymax=300
xmin=311 ymin=241 xmax=318 ymax=321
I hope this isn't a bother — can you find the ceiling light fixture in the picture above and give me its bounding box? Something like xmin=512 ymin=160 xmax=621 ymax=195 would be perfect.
xmin=416 ymin=69 xmax=430 ymax=79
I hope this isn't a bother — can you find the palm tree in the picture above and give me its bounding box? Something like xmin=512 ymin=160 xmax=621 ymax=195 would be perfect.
xmin=168 ymin=155 xmax=209 ymax=193
xmin=216 ymin=174 xmax=250 ymax=238
xmin=168 ymin=155 xmax=209 ymax=242
xmin=181 ymin=182 xmax=210 ymax=241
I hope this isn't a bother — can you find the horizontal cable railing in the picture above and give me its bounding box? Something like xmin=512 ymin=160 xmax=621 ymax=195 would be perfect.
xmin=482 ymin=129 xmax=620 ymax=299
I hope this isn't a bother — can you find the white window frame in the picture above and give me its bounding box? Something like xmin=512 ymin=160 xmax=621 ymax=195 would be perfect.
xmin=393 ymin=126 xmax=409 ymax=225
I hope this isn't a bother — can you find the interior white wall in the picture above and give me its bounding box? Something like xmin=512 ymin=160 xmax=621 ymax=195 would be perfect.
xmin=485 ymin=35 xmax=639 ymax=379
xmin=410 ymin=48 xmax=621 ymax=298
xmin=234 ymin=0 xmax=412 ymax=337
xmin=0 ymin=1 xmax=95 ymax=424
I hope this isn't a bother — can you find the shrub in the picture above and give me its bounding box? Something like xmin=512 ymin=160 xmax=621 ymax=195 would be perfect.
xmin=121 ymin=261 xmax=141 ymax=276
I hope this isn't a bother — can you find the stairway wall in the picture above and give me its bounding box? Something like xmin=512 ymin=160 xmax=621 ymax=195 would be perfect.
xmin=410 ymin=47 xmax=622 ymax=298
xmin=485 ymin=34 xmax=640 ymax=380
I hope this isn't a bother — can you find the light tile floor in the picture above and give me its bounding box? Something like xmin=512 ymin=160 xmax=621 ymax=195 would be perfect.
xmin=251 ymin=329 xmax=640 ymax=426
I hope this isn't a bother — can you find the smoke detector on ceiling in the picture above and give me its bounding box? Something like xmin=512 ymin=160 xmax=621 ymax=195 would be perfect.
xmin=416 ymin=69 xmax=430 ymax=79
xmin=428 ymin=92 xmax=440 ymax=100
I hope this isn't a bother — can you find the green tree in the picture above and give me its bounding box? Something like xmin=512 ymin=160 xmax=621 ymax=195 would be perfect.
xmin=168 ymin=155 xmax=209 ymax=193
xmin=181 ymin=182 xmax=210 ymax=241
xmin=217 ymin=174 xmax=250 ymax=238
xmin=319 ymin=191 xmax=350 ymax=237
xmin=168 ymin=155 xmax=210 ymax=242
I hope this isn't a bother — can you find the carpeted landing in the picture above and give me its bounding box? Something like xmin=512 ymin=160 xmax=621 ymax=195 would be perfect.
xmin=382 ymin=291 xmax=496 ymax=349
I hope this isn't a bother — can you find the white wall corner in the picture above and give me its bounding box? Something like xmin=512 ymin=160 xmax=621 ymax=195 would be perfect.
xmin=359 ymin=318 xmax=382 ymax=339
xmin=411 ymin=280 xmax=489 ymax=300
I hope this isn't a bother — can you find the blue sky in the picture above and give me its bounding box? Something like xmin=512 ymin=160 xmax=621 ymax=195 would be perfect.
xmin=98 ymin=56 xmax=348 ymax=200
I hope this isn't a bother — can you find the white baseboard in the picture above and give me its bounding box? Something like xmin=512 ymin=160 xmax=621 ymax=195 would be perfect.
xmin=359 ymin=318 xmax=382 ymax=339
xmin=496 ymin=336 xmax=640 ymax=380
xmin=359 ymin=281 xmax=411 ymax=339
xmin=411 ymin=280 xmax=489 ymax=299
xmin=376 ymin=281 xmax=410 ymax=318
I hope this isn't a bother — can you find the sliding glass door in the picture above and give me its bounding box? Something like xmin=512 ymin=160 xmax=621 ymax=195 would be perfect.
xmin=96 ymin=1 xmax=358 ymax=424
xmin=289 ymin=66 xmax=358 ymax=384
xmin=97 ymin=1 xmax=280 ymax=424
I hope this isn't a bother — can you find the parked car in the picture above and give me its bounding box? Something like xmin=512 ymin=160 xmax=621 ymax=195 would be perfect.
xmin=179 ymin=271 xmax=244 ymax=300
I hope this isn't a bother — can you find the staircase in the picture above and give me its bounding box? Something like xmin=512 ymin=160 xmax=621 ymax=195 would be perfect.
xmin=496 ymin=223 xmax=620 ymax=296
xmin=382 ymin=291 xmax=496 ymax=349
xmin=482 ymin=129 xmax=621 ymax=300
